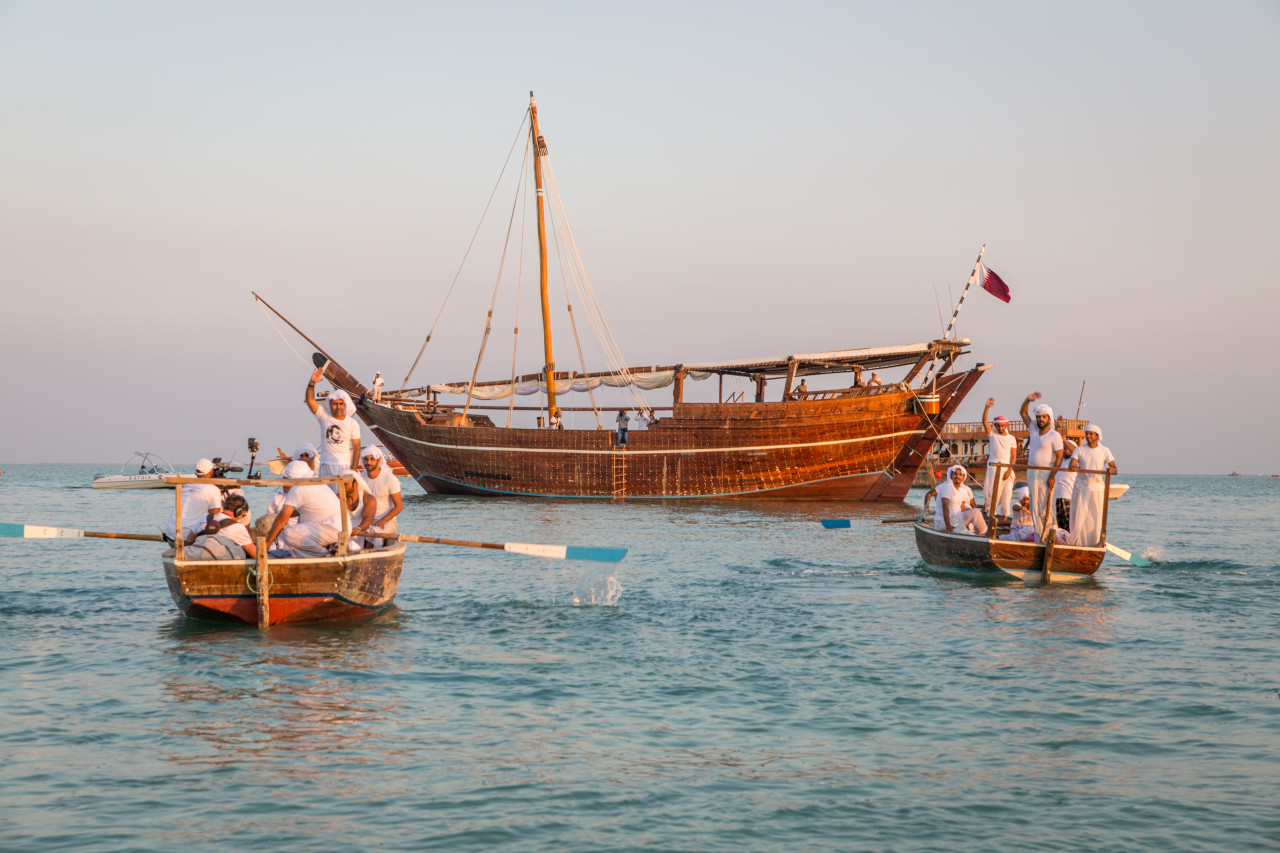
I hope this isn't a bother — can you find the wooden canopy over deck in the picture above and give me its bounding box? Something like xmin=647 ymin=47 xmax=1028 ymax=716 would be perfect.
xmin=386 ymin=338 xmax=970 ymax=398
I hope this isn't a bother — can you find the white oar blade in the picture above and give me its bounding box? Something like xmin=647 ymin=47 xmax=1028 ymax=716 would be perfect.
xmin=0 ymin=522 xmax=83 ymax=539
xmin=503 ymin=542 xmax=627 ymax=563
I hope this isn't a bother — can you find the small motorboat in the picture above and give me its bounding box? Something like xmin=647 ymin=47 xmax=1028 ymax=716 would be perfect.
xmin=1108 ymin=483 xmax=1130 ymax=500
xmin=91 ymin=452 xmax=178 ymax=490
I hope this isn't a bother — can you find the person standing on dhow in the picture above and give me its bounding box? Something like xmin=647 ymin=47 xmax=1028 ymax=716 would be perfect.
xmin=1019 ymin=392 xmax=1064 ymax=539
xmin=1052 ymin=416 xmax=1079 ymax=531
xmin=1067 ymin=424 xmax=1117 ymax=547
xmin=981 ymin=397 xmax=1017 ymax=522
xmin=307 ymin=366 xmax=362 ymax=487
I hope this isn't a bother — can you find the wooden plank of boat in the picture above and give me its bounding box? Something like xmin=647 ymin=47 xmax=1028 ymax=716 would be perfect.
xmin=163 ymin=544 xmax=407 ymax=627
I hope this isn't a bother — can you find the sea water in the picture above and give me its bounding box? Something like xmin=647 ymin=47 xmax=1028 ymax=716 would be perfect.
xmin=1 ymin=466 xmax=1277 ymax=851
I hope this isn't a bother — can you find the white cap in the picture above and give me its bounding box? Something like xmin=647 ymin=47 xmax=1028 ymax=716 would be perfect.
xmin=194 ymin=458 xmax=214 ymax=475
xmin=1034 ymin=404 xmax=1053 ymax=419
xmin=293 ymin=442 xmax=318 ymax=459
xmin=1085 ymin=424 xmax=1102 ymax=437
xmin=361 ymin=446 xmax=384 ymax=460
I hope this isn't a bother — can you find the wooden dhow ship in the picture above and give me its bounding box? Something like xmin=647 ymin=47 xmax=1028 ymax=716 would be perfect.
xmin=256 ymin=94 xmax=991 ymax=501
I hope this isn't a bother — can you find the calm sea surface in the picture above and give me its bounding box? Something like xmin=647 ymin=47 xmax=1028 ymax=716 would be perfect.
xmin=1 ymin=466 xmax=1277 ymax=851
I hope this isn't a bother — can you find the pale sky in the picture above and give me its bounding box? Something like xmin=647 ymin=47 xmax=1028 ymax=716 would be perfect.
xmin=2 ymin=1 xmax=1277 ymax=474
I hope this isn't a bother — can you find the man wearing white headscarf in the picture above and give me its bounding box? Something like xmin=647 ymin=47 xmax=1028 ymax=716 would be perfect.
xmin=932 ymin=465 xmax=988 ymax=536
xmin=264 ymin=461 xmax=343 ymax=557
xmin=981 ymin=397 xmax=1017 ymax=520
xmin=1019 ymin=392 xmax=1064 ymax=540
xmin=999 ymin=486 xmax=1036 ymax=542
xmin=307 ymin=367 xmax=362 ymax=484
xmin=1067 ymin=424 xmax=1117 ymax=547
xmin=165 ymin=458 xmax=223 ymax=544
xmin=355 ymin=445 xmax=403 ymax=549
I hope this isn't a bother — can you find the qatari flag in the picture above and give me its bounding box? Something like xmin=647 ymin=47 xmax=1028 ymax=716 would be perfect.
xmin=977 ymin=262 xmax=1011 ymax=303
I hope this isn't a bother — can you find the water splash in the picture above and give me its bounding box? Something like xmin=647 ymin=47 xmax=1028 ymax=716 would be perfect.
xmin=1142 ymin=544 xmax=1165 ymax=563
xmin=573 ymin=567 xmax=623 ymax=606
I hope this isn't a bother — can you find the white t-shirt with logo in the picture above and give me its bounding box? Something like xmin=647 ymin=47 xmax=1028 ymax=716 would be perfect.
xmin=316 ymin=410 xmax=361 ymax=468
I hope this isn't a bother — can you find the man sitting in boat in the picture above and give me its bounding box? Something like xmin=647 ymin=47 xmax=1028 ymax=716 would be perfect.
xmin=999 ymin=487 xmax=1036 ymax=542
xmin=164 ymin=458 xmax=222 ymax=545
xmin=1067 ymin=424 xmax=1117 ymax=547
xmin=932 ymin=465 xmax=988 ymax=536
xmin=354 ymin=446 xmax=403 ymax=549
xmin=263 ymin=461 xmax=342 ymax=557
xmin=186 ymin=495 xmax=258 ymax=560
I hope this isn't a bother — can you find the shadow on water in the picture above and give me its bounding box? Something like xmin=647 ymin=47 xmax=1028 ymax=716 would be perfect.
xmin=152 ymin=609 xmax=415 ymax=774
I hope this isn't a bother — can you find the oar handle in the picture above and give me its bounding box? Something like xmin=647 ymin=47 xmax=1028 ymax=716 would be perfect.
xmin=85 ymin=531 xmax=165 ymax=542
xmin=393 ymin=533 xmax=504 ymax=551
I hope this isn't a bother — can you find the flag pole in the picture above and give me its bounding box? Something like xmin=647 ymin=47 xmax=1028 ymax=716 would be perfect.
xmin=922 ymin=244 xmax=985 ymax=386
xmin=942 ymin=243 xmax=986 ymax=341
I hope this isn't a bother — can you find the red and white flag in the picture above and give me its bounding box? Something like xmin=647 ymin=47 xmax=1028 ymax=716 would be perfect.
xmin=977 ymin=262 xmax=1011 ymax=303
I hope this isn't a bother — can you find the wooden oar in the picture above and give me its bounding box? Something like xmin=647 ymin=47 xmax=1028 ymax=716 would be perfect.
xmin=381 ymin=532 xmax=627 ymax=563
xmin=0 ymin=522 xmax=163 ymax=542
xmin=1105 ymin=542 xmax=1158 ymax=567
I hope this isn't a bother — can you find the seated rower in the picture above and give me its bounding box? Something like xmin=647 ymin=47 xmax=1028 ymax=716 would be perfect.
xmin=165 ymin=458 xmax=222 ymax=545
xmin=264 ymin=461 xmax=342 ymax=557
xmin=186 ymin=495 xmax=258 ymax=560
xmin=354 ymin=446 xmax=403 ymax=550
xmin=999 ymin=487 xmax=1036 ymax=542
xmin=933 ymin=464 xmax=989 ymax=536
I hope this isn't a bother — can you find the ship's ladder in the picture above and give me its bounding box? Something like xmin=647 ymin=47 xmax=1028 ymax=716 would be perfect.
xmin=612 ymin=446 xmax=627 ymax=499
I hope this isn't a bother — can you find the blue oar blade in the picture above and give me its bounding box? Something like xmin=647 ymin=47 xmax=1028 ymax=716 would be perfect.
xmin=0 ymin=522 xmax=25 ymax=538
xmin=565 ymin=546 xmax=628 ymax=563
xmin=820 ymin=519 xmax=852 ymax=529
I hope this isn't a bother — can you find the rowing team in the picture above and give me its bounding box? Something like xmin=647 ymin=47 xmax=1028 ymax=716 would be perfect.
xmin=164 ymin=443 xmax=403 ymax=560
xmin=930 ymin=392 xmax=1118 ymax=548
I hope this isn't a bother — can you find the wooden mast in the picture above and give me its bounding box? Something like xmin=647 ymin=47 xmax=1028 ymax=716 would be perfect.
xmin=529 ymin=92 xmax=558 ymax=421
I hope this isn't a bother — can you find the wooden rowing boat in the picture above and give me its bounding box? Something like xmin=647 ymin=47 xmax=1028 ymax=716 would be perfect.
xmin=162 ymin=544 xmax=405 ymax=626
xmin=912 ymin=462 xmax=1113 ymax=582
xmin=913 ymin=522 xmax=1104 ymax=582
xmin=163 ymin=473 xmax=404 ymax=626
